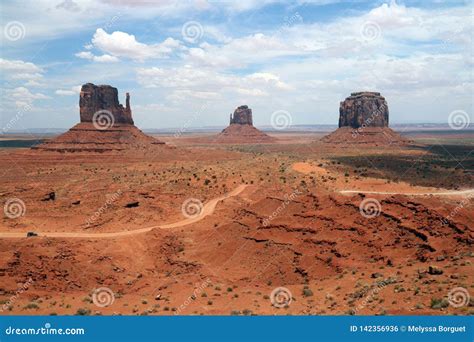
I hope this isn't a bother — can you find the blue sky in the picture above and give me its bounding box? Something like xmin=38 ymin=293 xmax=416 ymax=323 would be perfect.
xmin=1 ymin=0 xmax=472 ymax=130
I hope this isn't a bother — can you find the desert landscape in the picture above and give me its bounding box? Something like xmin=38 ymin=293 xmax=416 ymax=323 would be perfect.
xmin=0 ymin=84 xmax=472 ymax=317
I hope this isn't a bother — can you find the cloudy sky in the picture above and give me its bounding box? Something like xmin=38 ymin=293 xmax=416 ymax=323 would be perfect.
xmin=0 ymin=0 xmax=472 ymax=130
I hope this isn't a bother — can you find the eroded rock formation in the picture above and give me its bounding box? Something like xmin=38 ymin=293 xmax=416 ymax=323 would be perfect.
xmin=217 ymin=105 xmax=275 ymax=143
xmin=79 ymin=83 xmax=133 ymax=125
xmin=322 ymin=92 xmax=409 ymax=146
xmin=338 ymin=92 xmax=388 ymax=128
xmin=229 ymin=105 xmax=253 ymax=125
xmin=33 ymin=83 xmax=165 ymax=152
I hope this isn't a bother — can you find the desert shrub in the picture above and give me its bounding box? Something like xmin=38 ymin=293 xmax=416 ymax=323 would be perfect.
xmin=430 ymin=298 xmax=449 ymax=309
xmin=24 ymin=302 xmax=39 ymax=310
xmin=76 ymin=308 xmax=91 ymax=316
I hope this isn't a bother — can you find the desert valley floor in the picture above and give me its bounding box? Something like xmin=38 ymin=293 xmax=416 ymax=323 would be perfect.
xmin=0 ymin=131 xmax=473 ymax=316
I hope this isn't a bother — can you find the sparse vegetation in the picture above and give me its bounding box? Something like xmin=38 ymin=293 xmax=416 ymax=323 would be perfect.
xmin=24 ymin=302 xmax=39 ymax=310
xmin=76 ymin=308 xmax=91 ymax=316
xmin=430 ymin=298 xmax=449 ymax=309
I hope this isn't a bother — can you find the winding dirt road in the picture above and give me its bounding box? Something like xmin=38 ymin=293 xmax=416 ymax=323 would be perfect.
xmin=0 ymin=184 xmax=249 ymax=239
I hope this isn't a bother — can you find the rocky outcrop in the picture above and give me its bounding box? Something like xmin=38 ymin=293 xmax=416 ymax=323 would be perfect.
xmin=338 ymin=92 xmax=388 ymax=128
xmin=33 ymin=83 xmax=165 ymax=152
xmin=79 ymin=83 xmax=133 ymax=125
xmin=322 ymin=92 xmax=409 ymax=146
xmin=217 ymin=105 xmax=275 ymax=144
xmin=229 ymin=105 xmax=253 ymax=125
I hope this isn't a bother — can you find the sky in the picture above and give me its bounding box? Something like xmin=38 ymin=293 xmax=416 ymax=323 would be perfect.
xmin=0 ymin=0 xmax=473 ymax=131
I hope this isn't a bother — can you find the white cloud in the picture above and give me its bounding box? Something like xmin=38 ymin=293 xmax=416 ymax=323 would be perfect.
xmin=93 ymin=54 xmax=119 ymax=62
xmin=246 ymin=73 xmax=293 ymax=91
xmin=0 ymin=58 xmax=44 ymax=81
xmin=9 ymin=87 xmax=50 ymax=107
xmin=0 ymin=58 xmax=42 ymax=73
xmin=81 ymin=28 xmax=183 ymax=61
xmin=236 ymin=88 xmax=268 ymax=97
xmin=75 ymin=51 xmax=94 ymax=59
xmin=136 ymin=66 xmax=291 ymax=96
xmin=167 ymin=90 xmax=221 ymax=102
xmin=178 ymin=1 xmax=471 ymax=73
xmin=55 ymin=85 xmax=81 ymax=96
xmin=75 ymin=50 xmax=120 ymax=63
xmin=1 ymin=1 xmax=472 ymax=128
xmin=56 ymin=0 xmax=81 ymax=13
xmin=185 ymin=33 xmax=305 ymax=69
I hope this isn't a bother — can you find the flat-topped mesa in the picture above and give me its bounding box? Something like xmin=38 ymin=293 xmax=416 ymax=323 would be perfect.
xmin=230 ymin=105 xmax=253 ymax=125
xmin=339 ymin=91 xmax=388 ymax=128
xmin=350 ymin=91 xmax=381 ymax=97
xmin=79 ymin=83 xmax=133 ymax=125
xmin=322 ymin=91 xmax=409 ymax=146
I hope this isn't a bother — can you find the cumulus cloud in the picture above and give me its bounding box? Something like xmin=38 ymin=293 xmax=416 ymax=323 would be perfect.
xmin=75 ymin=50 xmax=119 ymax=62
xmin=76 ymin=28 xmax=183 ymax=62
xmin=184 ymin=33 xmax=305 ymax=69
xmin=9 ymin=87 xmax=50 ymax=107
xmin=136 ymin=66 xmax=291 ymax=97
xmin=55 ymin=85 xmax=82 ymax=96
xmin=179 ymin=1 xmax=471 ymax=72
xmin=0 ymin=58 xmax=44 ymax=81
xmin=1 ymin=0 xmax=472 ymax=128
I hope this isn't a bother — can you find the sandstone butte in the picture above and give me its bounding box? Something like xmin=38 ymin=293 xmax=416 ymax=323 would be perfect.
xmin=322 ymin=91 xmax=409 ymax=145
xmin=216 ymin=105 xmax=276 ymax=143
xmin=33 ymin=83 xmax=165 ymax=152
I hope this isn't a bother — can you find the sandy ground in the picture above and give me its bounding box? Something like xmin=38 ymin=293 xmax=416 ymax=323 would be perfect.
xmin=292 ymin=162 xmax=474 ymax=197
xmin=0 ymin=185 xmax=248 ymax=238
xmin=0 ymin=131 xmax=472 ymax=316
